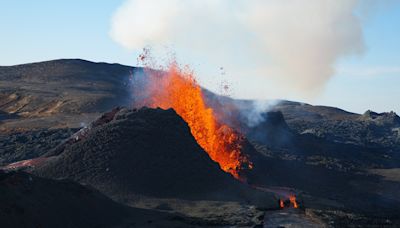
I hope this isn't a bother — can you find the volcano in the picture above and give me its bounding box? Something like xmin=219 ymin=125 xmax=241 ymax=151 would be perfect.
xmin=32 ymin=107 xmax=275 ymax=206
xmin=2 ymin=59 xmax=400 ymax=226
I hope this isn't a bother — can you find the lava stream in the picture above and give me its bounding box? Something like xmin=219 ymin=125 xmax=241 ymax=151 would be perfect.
xmin=134 ymin=63 xmax=252 ymax=179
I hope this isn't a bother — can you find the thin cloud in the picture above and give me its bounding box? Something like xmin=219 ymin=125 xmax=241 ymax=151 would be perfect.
xmin=337 ymin=66 xmax=400 ymax=77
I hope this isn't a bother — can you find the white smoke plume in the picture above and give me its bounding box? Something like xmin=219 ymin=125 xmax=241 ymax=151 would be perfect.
xmin=110 ymin=0 xmax=366 ymax=97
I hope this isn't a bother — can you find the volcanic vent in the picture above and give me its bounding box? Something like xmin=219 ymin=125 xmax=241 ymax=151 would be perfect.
xmin=131 ymin=63 xmax=253 ymax=179
xmin=33 ymin=107 xmax=275 ymax=205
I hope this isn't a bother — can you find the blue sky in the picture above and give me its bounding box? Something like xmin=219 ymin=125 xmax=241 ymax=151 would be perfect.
xmin=321 ymin=4 xmax=400 ymax=114
xmin=0 ymin=1 xmax=399 ymax=114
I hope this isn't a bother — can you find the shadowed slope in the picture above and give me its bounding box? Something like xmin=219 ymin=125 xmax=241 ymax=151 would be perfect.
xmin=0 ymin=170 xmax=199 ymax=228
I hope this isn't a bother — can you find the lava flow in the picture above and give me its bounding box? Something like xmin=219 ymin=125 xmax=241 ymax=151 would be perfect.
xmin=134 ymin=63 xmax=252 ymax=179
xmin=290 ymin=195 xmax=299 ymax=208
xmin=279 ymin=195 xmax=299 ymax=209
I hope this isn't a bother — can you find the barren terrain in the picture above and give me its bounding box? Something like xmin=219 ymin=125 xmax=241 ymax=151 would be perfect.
xmin=1 ymin=59 xmax=399 ymax=227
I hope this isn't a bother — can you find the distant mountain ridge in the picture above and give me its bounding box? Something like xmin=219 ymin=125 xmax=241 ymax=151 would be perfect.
xmin=1 ymin=59 xmax=399 ymax=147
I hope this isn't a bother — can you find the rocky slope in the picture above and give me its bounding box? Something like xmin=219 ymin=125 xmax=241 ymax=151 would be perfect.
xmin=0 ymin=59 xmax=134 ymax=130
xmin=0 ymin=128 xmax=76 ymax=166
xmin=0 ymin=170 xmax=198 ymax=228
xmin=207 ymin=92 xmax=400 ymax=215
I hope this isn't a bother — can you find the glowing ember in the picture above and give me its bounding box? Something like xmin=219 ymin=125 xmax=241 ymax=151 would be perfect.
xmin=279 ymin=199 xmax=285 ymax=208
xmin=134 ymin=62 xmax=252 ymax=179
xmin=290 ymin=195 xmax=299 ymax=208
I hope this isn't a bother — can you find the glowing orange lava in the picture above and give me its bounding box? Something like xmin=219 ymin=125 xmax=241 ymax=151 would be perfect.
xmin=279 ymin=199 xmax=285 ymax=208
xmin=138 ymin=63 xmax=252 ymax=179
xmin=290 ymin=195 xmax=299 ymax=208
xmin=278 ymin=195 xmax=299 ymax=209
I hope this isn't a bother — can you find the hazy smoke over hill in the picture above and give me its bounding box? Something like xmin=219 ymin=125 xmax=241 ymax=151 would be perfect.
xmin=110 ymin=0 xmax=366 ymax=95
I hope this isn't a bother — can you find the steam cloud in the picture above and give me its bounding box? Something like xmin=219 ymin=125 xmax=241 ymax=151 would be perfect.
xmin=110 ymin=0 xmax=366 ymax=97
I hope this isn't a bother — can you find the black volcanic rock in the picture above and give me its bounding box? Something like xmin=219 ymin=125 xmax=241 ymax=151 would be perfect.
xmin=270 ymin=104 xmax=400 ymax=148
xmin=240 ymin=111 xmax=294 ymax=148
xmin=0 ymin=170 xmax=188 ymax=228
xmin=202 ymin=90 xmax=399 ymax=148
xmin=0 ymin=128 xmax=76 ymax=166
xmin=34 ymin=107 xmax=275 ymax=206
xmin=361 ymin=110 xmax=400 ymax=125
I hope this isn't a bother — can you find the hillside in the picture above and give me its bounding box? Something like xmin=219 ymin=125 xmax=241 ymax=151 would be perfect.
xmin=0 ymin=170 xmax=197 ymax=228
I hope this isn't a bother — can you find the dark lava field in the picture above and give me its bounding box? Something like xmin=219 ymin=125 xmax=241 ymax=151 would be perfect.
xmin=1 ymin=59 xmax=400 ymax=227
